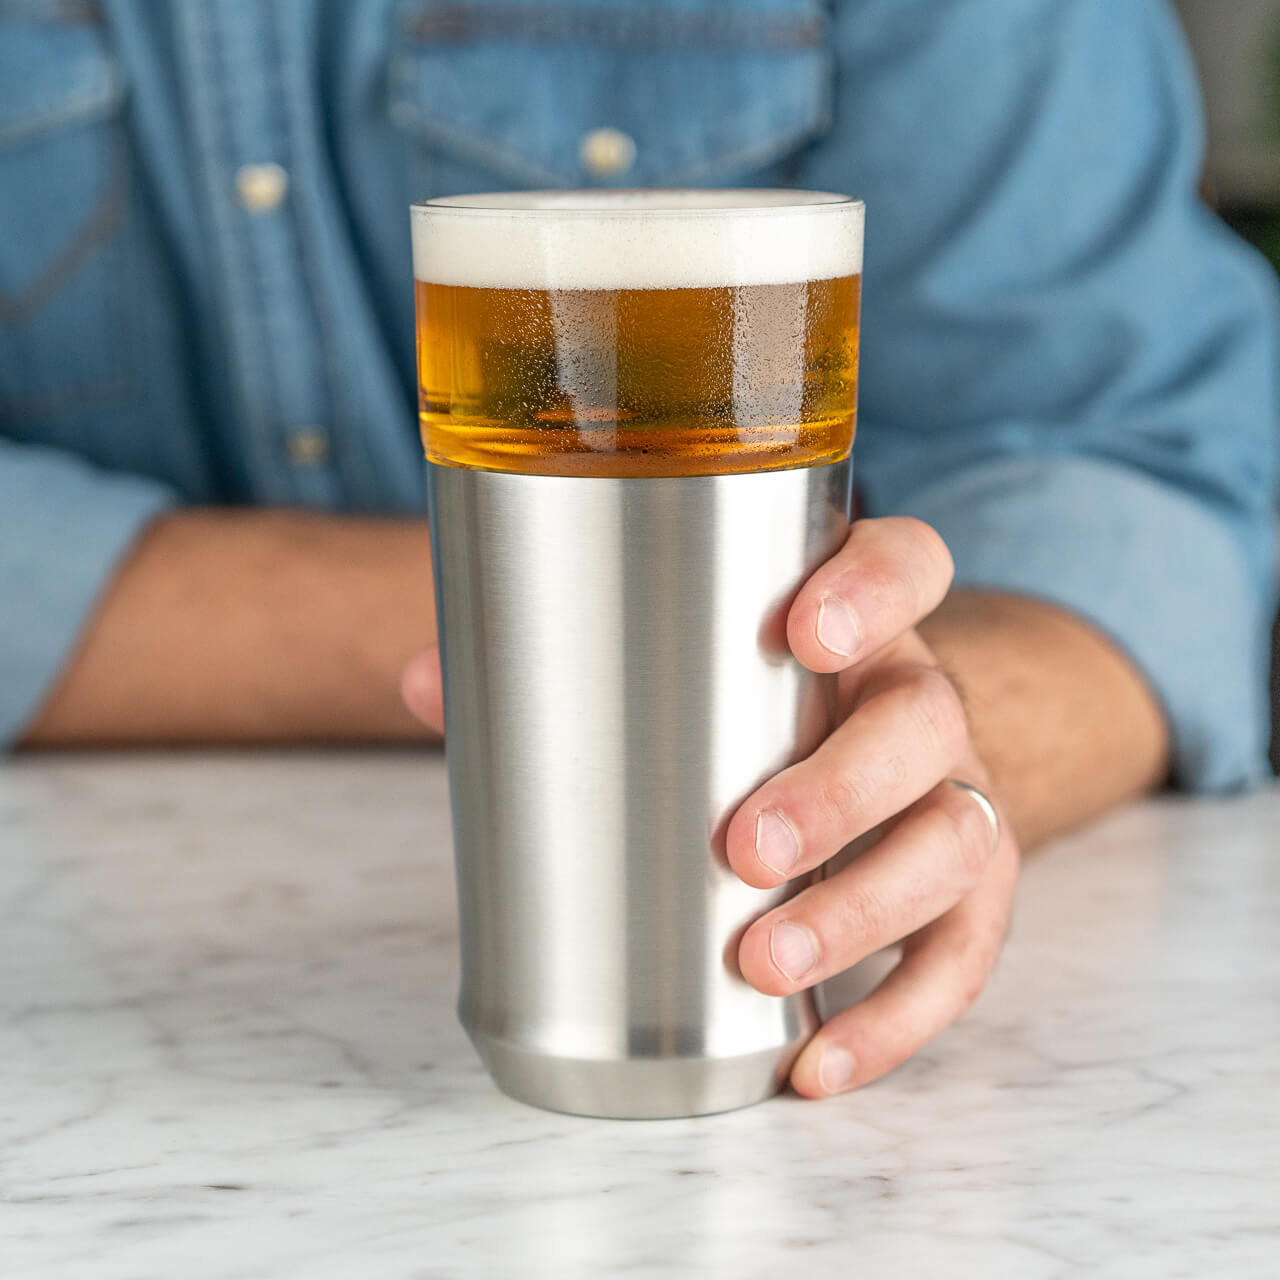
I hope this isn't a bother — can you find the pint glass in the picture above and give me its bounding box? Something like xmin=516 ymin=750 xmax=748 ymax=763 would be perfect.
xmin=413 ymin=190 xmax=863 ymax=1117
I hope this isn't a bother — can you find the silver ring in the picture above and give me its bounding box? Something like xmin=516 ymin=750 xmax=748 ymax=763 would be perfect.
xmin=949 ymin=779 xmax=1001 ymax=854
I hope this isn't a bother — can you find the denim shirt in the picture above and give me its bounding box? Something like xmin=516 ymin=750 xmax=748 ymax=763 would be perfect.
xmin=1 ymin=0 xmax=1276 ymax=785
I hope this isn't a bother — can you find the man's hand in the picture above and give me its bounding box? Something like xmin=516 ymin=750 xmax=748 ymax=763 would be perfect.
xmin=723 ymin=517 xmax=1018 ymax=1097
xmin=401 ymin=515 xmax=1169 ymax=1097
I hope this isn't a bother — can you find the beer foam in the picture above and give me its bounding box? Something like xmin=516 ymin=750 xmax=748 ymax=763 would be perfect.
xmin=412 ymin=191 xmax=863 ymax=290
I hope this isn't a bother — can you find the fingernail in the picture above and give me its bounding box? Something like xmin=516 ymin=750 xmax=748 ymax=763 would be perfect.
xmin=755 ymin=809 xmax=801 ymax=877
xmin=816 ymin=596 xmax=860 ymax=658
xmin=818 ymin=1045 xmax=856 ymax=1095
xmin=769 ymin=921 xmax=819 ymax=981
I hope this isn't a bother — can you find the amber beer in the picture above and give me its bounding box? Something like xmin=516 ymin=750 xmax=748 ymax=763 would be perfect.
xmin=413 ymin=191 xmax=862 ymax=477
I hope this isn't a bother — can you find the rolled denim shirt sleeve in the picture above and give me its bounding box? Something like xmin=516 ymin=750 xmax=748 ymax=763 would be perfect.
xmin=895 ymin=456 xmax=1272 ymax=792
xmin=823 ymin=0 xmax=1280 ymax=791
xmin=0 ymin=439 xmax=175 ymax=747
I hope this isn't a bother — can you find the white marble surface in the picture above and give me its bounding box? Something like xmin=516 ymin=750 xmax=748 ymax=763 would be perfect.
xmin=1 ymin=752 xmax=1277 ymax=1278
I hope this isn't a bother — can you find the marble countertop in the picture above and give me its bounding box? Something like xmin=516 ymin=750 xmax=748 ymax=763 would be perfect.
xmin=2 ymin=752 xmax=1277 ymax=1278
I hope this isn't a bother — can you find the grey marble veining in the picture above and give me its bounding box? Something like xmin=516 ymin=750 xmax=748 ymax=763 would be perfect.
xmin=1 ymin=752 xmax=1277 ymax=1278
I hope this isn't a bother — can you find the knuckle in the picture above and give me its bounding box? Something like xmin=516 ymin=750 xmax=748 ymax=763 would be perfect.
xmin=899 ymin=517 xmax=954 ymax=588
xmin=832 ymin=882 xmax=892 ymax=948
xmin=957 ymin=959 xmax=990 ymax=1013
xmin=936 ymin=785 xmax=994 ymax=887
xmin=906 ymin=667 xmax=969 ymax=760
xmin=814 ymin=763 xmax=878 ymax=832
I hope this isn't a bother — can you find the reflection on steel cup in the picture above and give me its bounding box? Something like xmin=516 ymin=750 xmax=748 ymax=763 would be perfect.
xmin=413 ymin=190 xmax=864 ymax=1118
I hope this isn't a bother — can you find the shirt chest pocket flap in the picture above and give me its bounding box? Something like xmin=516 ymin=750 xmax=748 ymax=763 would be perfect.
xmin=388 ymin=0 xmax=833 ymax=192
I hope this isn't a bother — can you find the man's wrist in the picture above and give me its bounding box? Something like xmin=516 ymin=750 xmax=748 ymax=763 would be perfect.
xmin=918 ymin=589 xmax=1169 ymax=849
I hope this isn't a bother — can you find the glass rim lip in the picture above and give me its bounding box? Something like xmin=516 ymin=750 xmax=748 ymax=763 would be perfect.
xmin=411 ymin=189 xmax=864 ymax=218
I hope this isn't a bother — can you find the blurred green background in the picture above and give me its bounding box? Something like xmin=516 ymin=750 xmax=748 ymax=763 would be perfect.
xmin=1174 ymin=1 xmax=1280 ymax=257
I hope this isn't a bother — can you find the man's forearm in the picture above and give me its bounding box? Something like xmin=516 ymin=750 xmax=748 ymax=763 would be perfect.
xmin=920 ymin=590 xmax=1171 ymax=850
xmin=21 ymin=515 xmax=1172 ymax=843
xmin=21 ymin=509 xmax=437 ymax=747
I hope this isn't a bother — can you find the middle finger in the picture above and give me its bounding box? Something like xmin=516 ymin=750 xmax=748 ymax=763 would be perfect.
xmin=738 ymin=776 xmax=1001 ymax=996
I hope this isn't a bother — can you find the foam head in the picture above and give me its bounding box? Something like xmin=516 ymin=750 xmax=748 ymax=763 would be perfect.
xmin=411 ymin=190 xmax=864 ymax=291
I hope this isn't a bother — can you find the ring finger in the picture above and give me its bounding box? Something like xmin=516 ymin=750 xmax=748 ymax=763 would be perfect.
xmin=737 ymin=776 xmax=1002 ymax=996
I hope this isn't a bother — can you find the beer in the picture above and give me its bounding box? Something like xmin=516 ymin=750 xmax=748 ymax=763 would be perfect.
xmin=413 ymin=191 xmax=862 ymax=477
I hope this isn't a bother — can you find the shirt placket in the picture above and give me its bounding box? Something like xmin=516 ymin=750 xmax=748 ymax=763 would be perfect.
xmin=176 ymin=0 xmax=340 ymax=509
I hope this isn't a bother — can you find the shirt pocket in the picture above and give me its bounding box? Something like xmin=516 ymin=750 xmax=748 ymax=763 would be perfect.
xmin=0 ymin=0 xmax=135 ymax=431
xmin=386 ymin=0 xmax=834 ymax=195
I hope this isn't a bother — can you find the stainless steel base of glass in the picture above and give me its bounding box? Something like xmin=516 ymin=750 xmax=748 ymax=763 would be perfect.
xmin=473 ymin=1035 xmax=801 ymax=1120
xmin=426 ymin=458 xmax=853 ymax=1119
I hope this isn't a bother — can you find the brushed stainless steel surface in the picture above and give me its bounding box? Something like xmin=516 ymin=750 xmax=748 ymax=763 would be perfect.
xmin=427 ymin=460 xmax=853 ymax=1118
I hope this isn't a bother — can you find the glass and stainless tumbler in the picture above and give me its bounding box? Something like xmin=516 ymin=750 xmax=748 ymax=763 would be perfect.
xmin=413 ymin=191 xmax=864 ymax=1118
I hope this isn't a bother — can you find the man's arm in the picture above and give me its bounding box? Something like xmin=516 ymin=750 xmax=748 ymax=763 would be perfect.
xmin=20 ymin=510 xmax=436 ymax=747
xmin=832 ymin=0 xmax=1278 ymax=794
xmin=921 ymin=590 xmax=1170 ymax=851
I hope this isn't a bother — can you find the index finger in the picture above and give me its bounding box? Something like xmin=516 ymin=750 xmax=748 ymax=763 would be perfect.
xmin=787 ymin=517 xmax=954 ymax=674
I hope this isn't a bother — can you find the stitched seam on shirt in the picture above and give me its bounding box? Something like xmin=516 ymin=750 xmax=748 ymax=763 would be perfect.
xmin=0 ymin=137 xmax=123 ymax=318
xmin=177 ymin=0 xmax=282 ymax=501
xmin=0 ymin=1 xmax=117 ymax=144
xmin=400 ymin=3 xmax=824 ymax=50
xmin=387 ymin=53 xmax=570 ymax=186
xmin=206 ymin=2 xmax=281 ymax=491
xmin=236 ymin=2 xmax=303 ymax=493
xmin=0 ymin=74 xmax=123 ymax=146
xmin=276 ymin=3 xmax=377 ymax=508
xmin=658 ymin=122 xmax=830 ymax=187
xmin=0 ymin=130 xmax=135 ymax=417
xmin=387 ymin=39 xmax=832 ymax=188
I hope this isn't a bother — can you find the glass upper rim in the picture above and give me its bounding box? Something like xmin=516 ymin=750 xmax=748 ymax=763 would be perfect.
xmin=411 ymin=189 xmax=863 ymax=218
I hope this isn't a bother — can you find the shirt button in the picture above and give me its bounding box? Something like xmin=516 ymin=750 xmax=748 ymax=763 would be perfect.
xmin=235 ymin=162 xmax=290 ymax=212
xmin=287 ymin=426 xmax=330 ymax=465
xmin=579 ymin=127 xmax=636 ymax=178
